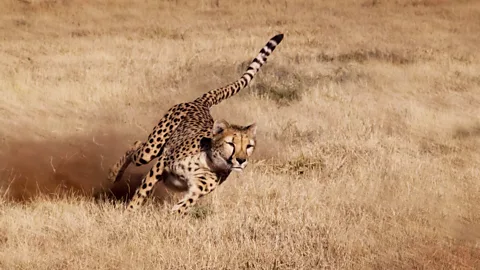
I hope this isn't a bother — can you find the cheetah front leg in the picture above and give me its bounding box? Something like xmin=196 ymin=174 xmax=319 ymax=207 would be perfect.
xmin=126 ymin=157 xmax=166 ymax=211
xmin=130 ymin=103 xmax=186 ymax=166
xmin=171 ymin=171 xmax=219 ymax=215
xmin=110 ymin=104 xmax=186 ymax=183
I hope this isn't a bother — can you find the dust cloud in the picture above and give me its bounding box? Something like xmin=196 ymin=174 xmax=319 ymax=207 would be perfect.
xmin=0 ymin=132 xmax=172 ymax=203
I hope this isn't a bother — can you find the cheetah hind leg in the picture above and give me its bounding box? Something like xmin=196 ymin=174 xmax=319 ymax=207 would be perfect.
xmin=108 ymin=140 xmax=144 ymax=183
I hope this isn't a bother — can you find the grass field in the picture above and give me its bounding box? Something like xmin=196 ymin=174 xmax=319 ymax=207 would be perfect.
xmin=1 ymin=0 xmax=480 ymax=269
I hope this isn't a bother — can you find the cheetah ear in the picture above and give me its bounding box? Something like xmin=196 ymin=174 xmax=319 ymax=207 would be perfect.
xmin=246 ymin=123 xmax=257 ymax=137
xmin=212 ymin=119 xmax=229 ymax=136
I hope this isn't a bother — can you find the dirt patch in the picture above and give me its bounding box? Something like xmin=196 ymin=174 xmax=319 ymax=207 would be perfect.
xmin=316 ymin=50 xmax=415 ymax=65
xmin=453 ymin=124 xmax=480 ymax=140
xmin=0 ymin=132 xmax=172 ymax=204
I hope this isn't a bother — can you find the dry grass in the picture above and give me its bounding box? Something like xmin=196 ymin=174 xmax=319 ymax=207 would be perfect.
xmin=1 ymin=0 xmax=480 ymax=269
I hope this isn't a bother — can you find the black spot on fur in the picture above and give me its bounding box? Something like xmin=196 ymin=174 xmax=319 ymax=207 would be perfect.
xmin=145 ymin=148 xmax=151 ymax=153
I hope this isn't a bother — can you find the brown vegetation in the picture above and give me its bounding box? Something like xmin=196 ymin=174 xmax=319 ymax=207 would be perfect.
xmin=1 ymin=0 xmax=480 ymax=269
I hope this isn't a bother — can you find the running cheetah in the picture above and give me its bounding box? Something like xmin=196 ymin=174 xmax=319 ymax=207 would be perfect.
xmin=108 ymin=33 xmax=284 ymax=214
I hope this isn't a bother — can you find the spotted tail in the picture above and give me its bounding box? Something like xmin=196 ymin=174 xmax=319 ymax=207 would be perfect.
xmin=195 ymin=33 xmax=284 ymax=107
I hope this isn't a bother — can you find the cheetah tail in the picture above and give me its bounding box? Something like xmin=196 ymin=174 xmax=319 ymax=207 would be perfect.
xmin=194 ymin=33 xmax=284 ymax=107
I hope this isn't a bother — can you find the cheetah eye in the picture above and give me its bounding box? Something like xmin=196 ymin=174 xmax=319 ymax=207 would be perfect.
xmin=226 ymin=142 xmax=235 ymax=147
xmin=246 ymin=144 xmax=254 ymax=149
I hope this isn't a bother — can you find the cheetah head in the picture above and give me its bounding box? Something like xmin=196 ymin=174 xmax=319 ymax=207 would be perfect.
xmin=201 ymin=119 xmax=257 ymax=172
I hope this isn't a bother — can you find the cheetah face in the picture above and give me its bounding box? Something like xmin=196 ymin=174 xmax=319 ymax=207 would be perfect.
xmin=204 ymin=119 xmax=257 ymax=172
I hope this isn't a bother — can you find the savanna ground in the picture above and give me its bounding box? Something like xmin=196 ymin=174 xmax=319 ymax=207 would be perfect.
xmin=1 ymin=0 xmax=480 ymax=269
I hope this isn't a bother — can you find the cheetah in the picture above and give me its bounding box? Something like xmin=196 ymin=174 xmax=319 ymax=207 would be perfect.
xmin=108 ymin=33 xmax=284 ymax=214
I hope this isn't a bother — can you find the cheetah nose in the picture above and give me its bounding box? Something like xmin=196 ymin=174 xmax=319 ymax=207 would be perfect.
xmin=236 ymin=158 xmax=246 ymax=164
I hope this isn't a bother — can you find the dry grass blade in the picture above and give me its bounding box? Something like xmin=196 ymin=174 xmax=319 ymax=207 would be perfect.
xmin=1 ymin=0 xmax=480 ymax=269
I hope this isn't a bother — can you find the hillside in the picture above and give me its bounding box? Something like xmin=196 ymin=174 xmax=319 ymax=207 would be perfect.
xmin=1 ymin=0 xmax=480 ymax=269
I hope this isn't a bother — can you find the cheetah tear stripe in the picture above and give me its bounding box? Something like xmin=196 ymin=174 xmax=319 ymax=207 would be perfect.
xmin=195 ymin=33 xmax=284 ymax=107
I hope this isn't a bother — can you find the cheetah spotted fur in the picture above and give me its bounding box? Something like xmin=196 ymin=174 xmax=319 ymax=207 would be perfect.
xmin=108 ymin=33 xmax=284 ymax=214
